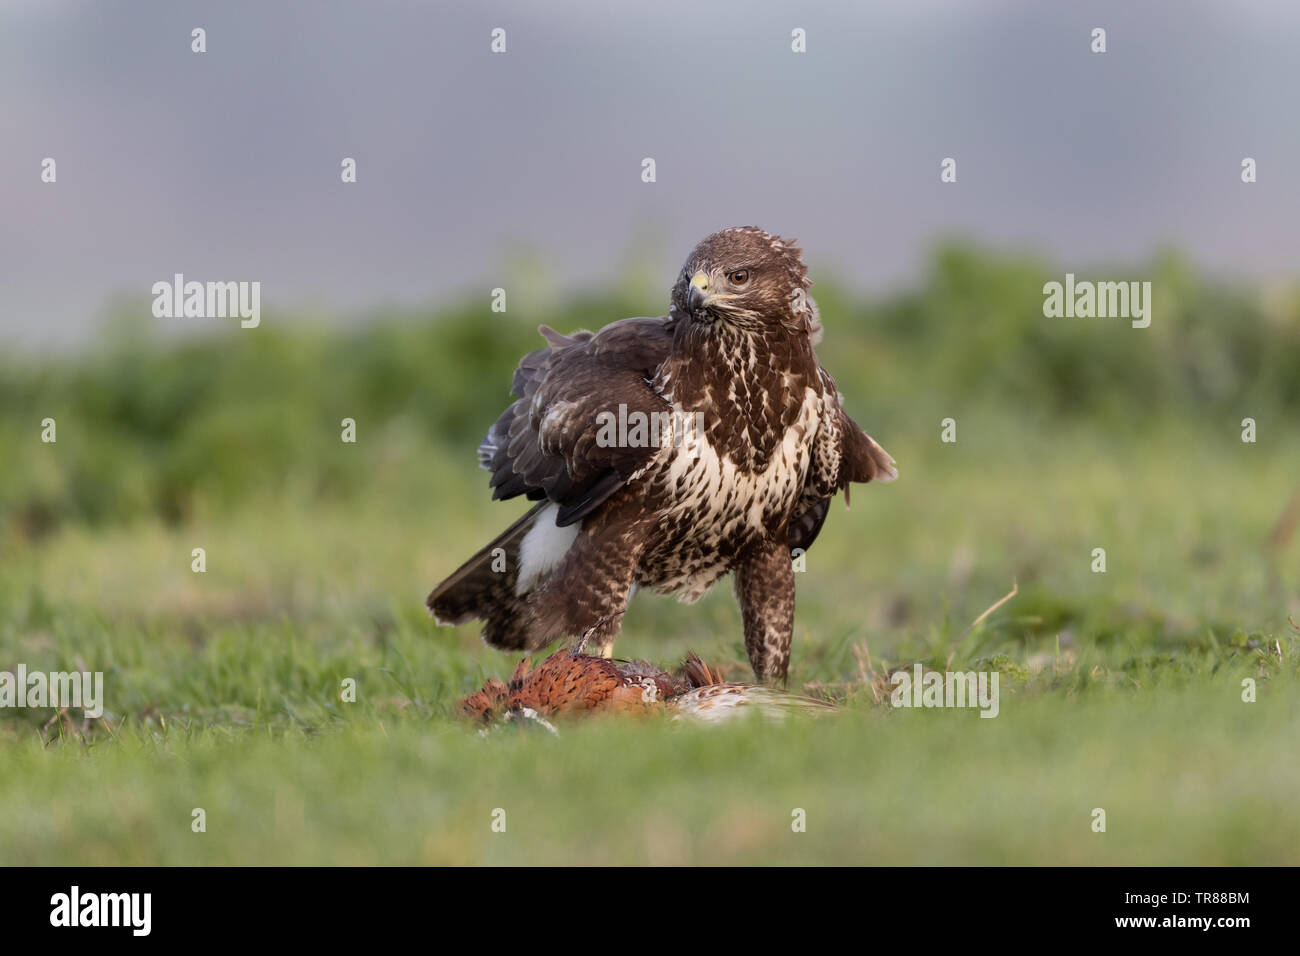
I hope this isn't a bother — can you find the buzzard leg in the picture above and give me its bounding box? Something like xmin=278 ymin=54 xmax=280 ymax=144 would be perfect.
xmin=523 ymin=524 xmax=643 ymax=658
xmin=733 ymin=539 xmax=796 ymax=683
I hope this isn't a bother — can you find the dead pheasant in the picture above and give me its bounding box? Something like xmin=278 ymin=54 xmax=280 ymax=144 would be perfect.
xmin=459 ymin=647 xmax=833 ymax=730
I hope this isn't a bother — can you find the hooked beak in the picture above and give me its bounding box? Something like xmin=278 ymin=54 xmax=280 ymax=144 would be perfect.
xmin=686 ymin=271 xmax=710 ymax=316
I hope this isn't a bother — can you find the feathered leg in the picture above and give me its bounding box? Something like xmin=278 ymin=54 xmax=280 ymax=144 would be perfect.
xmin=521 ymin=520 xmax=643 ymax=657
xmin=733 ymin=538 xmax=796 ymax=683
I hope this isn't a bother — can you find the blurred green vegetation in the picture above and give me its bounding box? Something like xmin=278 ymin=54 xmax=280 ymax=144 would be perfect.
xmin=3 ymin=242 xmax=1297 ymax=537
xmin=1 ymin=242 xmax=1297 ymax=864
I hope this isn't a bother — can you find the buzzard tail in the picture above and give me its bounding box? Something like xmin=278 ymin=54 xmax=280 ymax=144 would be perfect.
xmin=426 ymin=502 xmax=547 ymax=642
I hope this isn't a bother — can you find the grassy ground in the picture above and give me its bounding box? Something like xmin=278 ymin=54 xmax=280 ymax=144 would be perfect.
xmin=2 ymin=409 xmax=1296 ymax=864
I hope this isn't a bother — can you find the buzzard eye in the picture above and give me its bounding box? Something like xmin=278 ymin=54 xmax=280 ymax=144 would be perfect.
xmin=728 ymin=270 xmax=750 ymax=285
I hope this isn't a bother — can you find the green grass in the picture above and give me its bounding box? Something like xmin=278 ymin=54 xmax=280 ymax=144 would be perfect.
xmin=2 ymin=407 xmax=1296 ymax=864
xmin=4 ymin=679 xmax=1296 ymax=866
xmin=3 ymin=246 xmax=1297 ymax=863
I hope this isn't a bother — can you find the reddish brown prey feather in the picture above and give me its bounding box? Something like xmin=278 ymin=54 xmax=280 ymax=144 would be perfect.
xmin=458 ymin=649 xmax=833 ymax=726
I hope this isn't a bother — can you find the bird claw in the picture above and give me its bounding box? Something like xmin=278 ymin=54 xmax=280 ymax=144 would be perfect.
xmin=570 ymin=615 xmax=613 ymax=657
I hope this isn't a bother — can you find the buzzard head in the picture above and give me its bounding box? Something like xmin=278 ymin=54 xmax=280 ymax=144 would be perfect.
xmin=670 ymin=226 xmax=818 ymax=336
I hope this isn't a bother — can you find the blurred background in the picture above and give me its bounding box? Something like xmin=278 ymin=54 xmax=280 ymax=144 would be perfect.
xmin=3 ymin=0 xmax=1299 ymax=627
xmin=3 ymin=0 xmax=1300 ymax=349
xmin=2 ymin=0 xmax=1297 ymax=644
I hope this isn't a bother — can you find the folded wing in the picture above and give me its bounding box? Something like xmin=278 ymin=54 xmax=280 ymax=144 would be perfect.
xmin=787 ymin=369 xmax=897 ymax=553
xmin=480 ymin=316 xmax=676 ymax=527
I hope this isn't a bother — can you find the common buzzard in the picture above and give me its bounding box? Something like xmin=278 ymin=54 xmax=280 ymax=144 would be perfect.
xmin=428 ymin=227 xmax=896 ymax=681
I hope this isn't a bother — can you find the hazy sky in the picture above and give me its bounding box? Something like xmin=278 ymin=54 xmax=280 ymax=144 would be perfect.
xmin=3 ymin=0 xmax=1298 ymax=349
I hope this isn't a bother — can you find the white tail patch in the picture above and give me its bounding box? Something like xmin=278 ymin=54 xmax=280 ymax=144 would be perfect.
xmin=515 ymin=503 xmax=580 ymax=596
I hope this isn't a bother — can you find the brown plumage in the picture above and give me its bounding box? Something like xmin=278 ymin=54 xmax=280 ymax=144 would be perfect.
xmin=429 ymin=227 xmax=896 ymax=681
xmin=458 ymin=648 xmax=834 ymax=728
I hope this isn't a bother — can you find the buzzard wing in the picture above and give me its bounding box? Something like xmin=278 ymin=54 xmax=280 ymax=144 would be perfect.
xmin=480 ymin=316 xmax=675 ymax=527
xmin=788 ymin=369 xmax=897 ymax=552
